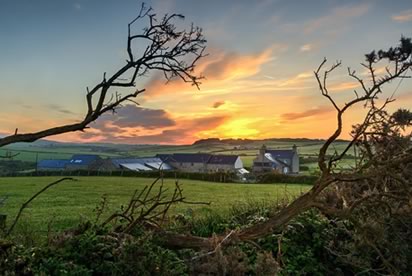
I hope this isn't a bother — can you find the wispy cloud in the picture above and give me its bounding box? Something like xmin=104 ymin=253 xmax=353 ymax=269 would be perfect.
xmin=212 ymin=101 xmax=226 ymax=108
xmin=392 ymin=9 xmax=412 ymax=22
xmin=300 ymin=44 xmax=313 ymax=52
xmin=304 ymin=3 xmax=370 ymax=34
xmin=46 ymin=104 xmax=77 ymax=115
xmin=144 ymin=45 xmax=280 ymax=98
xmin=202 ymin=48 xmax=274 ymax=80
xmin=328 ymin=81 xmax=359 ymax=92
xmin=277 ymin=71 xmax=313 ymax=87
xmin=73 ymin=3 xmax=81 ymax=10
xmin=281 ymin=106 xmax=333 ymax=121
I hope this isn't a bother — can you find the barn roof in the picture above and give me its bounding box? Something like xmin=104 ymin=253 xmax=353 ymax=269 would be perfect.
xmin=37 ymin=159 xmax=70 ymax=169
xmin=156 ymin=154 xmax=173 ymax=161
xmin=208 ymin=155 xmax=239 ymax=165
xmin=111 ymin=157 xmax=173 ymax=171
xmin=157 ymin=153 xmax=241 ymax=165
xmin=69 ymin=154 xmax=100 ymax=165
xmin=158 ymin=153 xmax=212 ymax=163
xmin=120 ymin=163 xmax=153 ymax=171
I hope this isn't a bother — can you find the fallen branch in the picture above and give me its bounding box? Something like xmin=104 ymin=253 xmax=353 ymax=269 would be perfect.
xmin=6 ymin=177 xmax=76 ymax=236
xmin=102 ymin=176 xmax=210 ymax=233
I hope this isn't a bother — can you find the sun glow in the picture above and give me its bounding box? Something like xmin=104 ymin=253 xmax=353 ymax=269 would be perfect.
xmin=212 ymin=118 xmax=261 ymax=139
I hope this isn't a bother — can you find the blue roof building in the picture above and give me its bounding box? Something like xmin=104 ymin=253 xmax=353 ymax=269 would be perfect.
xmin=66 ymin=154 xmax=101 ymax=170
xmin=37 ymin=159 xmax=70 ymax=171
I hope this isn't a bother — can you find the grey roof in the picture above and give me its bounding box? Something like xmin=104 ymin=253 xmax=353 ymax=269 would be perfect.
xmin=157 ymin=153 xmax=240 ymax=165
xmin=263 ymin=152 xmax=292 ymax=169
xmin=264 ymin=153 xmax=280 ymax=164
xmin=158 ymin=153 xmax=212 ymax=163
xmin=120 ymin=163 xmax=153 ymax=171
xmin=208 ymin=155 xmax=239 ymax=165
xmin=266 ymin=150 xmax=296 ymax=160
xmin=111 ymin=157 xmax=173 ymax=171
xmin=155 ymin=154 xmax=173 ymax=162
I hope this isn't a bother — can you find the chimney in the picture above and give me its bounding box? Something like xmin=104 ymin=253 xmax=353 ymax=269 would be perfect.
xmin=292 ymin=144 xmax=297 ymax=152
xmin=260 ymin=144 xmax=267 ymax=156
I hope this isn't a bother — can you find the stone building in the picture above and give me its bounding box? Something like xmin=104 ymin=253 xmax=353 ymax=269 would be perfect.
xmin=252 ymin=145 xmax=299 ymax=174
xmin=157 ymin=153 xmax=244 ymax=173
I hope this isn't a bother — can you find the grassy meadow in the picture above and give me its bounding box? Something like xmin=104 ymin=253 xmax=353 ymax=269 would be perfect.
xmin=0 ymin=176 xmax=310 ymax=233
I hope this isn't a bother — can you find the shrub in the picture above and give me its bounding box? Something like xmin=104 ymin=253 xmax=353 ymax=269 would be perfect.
xmin=256 ymin=172 xmax=317 ymax=184
xmin=1 ymin=224 xmax=187 ymax=276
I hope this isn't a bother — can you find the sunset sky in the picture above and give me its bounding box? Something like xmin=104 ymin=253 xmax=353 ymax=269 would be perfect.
xmin=1 ymin=0 xmax=412 ymax=144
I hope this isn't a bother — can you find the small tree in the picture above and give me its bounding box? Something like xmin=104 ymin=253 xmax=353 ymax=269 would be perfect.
xmin=0 ymin=3 xmax=206 ymax=147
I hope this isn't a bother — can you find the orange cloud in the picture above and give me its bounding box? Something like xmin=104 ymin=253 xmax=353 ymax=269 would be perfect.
xmin=276 ymin=71 xmax=314 ymax=87
xmin=396 ymin=91 xmax=412 ymax=102
xmin=392 ymin=9 xmax=412 ymax=22
xmin=68 ymin=104 xmax=232 ymax=144
xmin=202 ymin=48 xmax=273 ymax=80
xmin=328 ymin=81 xmax=360 ymax=92
xmin=144 ymin=46 xmax=277 ymax=98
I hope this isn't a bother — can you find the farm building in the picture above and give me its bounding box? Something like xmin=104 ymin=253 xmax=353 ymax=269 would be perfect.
xmin=157 ymin=153 xmax=245 ymax=173
xmin=207 ymin=155 xmax=244 ymax=173
xmin=37 ymin=159 xmax=70 ymax=171
xmin=252 ymin=145 xmax=299 ymax=174
xmin=103 ymin=157 xmax=174 ymax=172
xmin=65 ymin=154 xmax=101 ymax=171
xmin=36 ymin=153 xmax=246 ymax=174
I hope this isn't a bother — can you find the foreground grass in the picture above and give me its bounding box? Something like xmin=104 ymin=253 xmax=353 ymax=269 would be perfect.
xmin=0 ymin=177 xmax=309 ymax=233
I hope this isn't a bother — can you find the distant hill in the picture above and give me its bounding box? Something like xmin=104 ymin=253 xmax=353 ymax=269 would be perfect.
xmin=193 ymin=138 xmax=252 ymax=146
xmin=193 ymin=137 xmax=349 ymax=146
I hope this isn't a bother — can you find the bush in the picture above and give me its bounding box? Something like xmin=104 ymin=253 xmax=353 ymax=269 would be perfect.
xmin=1 ymin=224 xmax=187 ymax=276
xmin=257 ymin=210 xmax=351 ymax=275
xmin=3 ymin=199 xmax=412 ymax=275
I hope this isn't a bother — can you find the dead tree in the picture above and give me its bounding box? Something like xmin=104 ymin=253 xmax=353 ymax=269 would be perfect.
xmin=0 ymin=3 xmax=206 ymax=148
xmin=150 ymin=37 xmax=412 ymax=251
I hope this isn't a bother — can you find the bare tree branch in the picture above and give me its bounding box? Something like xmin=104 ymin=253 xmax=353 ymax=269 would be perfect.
xmin=0 ymin=4 xmax=206 ymax=148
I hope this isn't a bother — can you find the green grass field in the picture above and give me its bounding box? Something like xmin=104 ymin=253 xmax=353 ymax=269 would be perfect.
xmin=0 ymin=177 xmax=309 ymax=233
